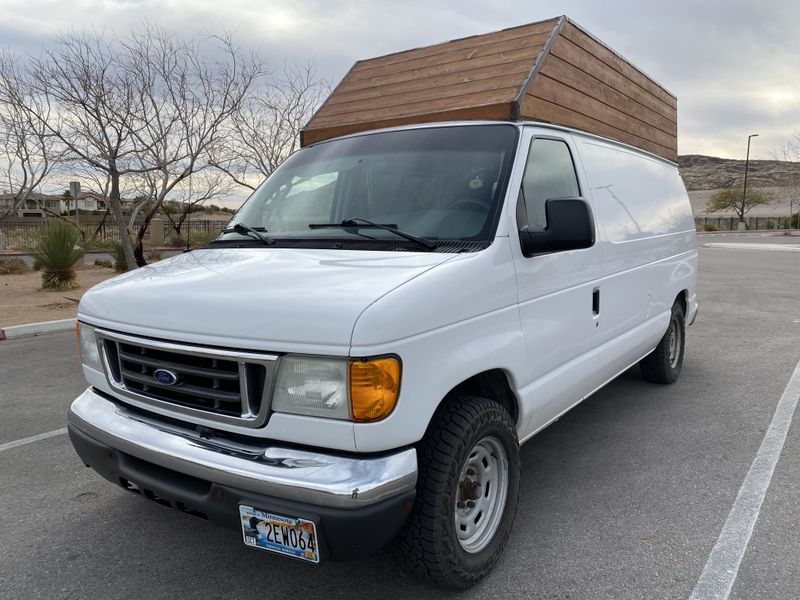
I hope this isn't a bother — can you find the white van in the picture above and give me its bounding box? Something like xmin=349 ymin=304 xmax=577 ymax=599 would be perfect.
xmin=69 ymin=121 xmax=698 ymax=588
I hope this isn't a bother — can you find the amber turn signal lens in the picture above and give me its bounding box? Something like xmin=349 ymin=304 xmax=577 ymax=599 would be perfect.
xmin=349 ymin=357 xmax=401 ymax=422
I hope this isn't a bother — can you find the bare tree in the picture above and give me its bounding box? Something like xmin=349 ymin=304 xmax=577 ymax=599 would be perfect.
xmin=211 ymin=62 xmax=328 ymax=190
xmin=0 ymin=52 xmax=60 ymax=219
xmin=123 ymin=26 xmax=264 ymax=265
xmin=160 ymin=170 xmax=234 ymax=238
xmin=4 ymin=27 xmax=264 ymax=269
xmin=4 ymin=31 xmax=155 ymax=269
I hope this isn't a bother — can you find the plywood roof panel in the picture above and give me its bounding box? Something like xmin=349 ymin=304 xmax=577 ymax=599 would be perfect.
xmin=301 ymin=16 xmax=678 ymax=161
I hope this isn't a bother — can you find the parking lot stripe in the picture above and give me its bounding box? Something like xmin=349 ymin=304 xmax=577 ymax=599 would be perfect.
xmin=0 ymin=427 xmax=68 ymax=452
xmin=689 ymin=358 xmax=800 ymax=600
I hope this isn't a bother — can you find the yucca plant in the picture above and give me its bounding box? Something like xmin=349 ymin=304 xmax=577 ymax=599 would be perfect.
xmin=31 ymin=220 xmax=84 ymax=291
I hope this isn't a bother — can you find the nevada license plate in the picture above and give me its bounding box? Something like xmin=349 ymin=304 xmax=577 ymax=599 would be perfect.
xmin=239 ymin=505 xmax=320 ymax=563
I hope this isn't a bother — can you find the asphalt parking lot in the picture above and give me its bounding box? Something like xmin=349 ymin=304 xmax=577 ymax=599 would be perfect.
xmin=1 ymin=233 xmax=798 ymax=600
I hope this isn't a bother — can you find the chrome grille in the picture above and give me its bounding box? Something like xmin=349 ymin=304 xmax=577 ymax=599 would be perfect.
xmin=96 ymin=329 xmax=277 ymax=427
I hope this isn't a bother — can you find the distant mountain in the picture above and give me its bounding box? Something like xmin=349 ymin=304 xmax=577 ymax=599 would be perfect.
xmin=678 ymin=155 xmax=800 ymax=191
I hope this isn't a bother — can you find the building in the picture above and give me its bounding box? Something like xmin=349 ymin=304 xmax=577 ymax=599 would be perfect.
xmin=0 ymin=191 xmax=109 ymax=217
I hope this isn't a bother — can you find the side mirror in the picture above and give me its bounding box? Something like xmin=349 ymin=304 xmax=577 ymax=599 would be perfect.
xmin=519 ymin=198 xmax=595 ymax=257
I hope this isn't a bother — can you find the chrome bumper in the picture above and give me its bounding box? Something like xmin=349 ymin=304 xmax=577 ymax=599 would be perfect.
xmin=68 ymin=388 xmax=418 ymax=509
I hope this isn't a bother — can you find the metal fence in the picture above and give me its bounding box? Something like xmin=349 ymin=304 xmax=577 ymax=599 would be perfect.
xmin=0 ymin=217 xmax=228 ymax=250
xmin=694 ymin=215 xmax=797 ymax=231
xmin=3 ymin=215 xmax=794 ymax=250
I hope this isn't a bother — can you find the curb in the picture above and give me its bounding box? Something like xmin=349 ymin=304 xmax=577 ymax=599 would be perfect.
xmin=0 ymin=318 xmax=76 ymax=341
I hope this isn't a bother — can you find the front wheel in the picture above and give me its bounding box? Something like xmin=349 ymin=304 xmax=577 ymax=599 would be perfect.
xmin=639 ymin=302 xmax=685 ymax=384
xmin=399 ymin=396 xmax=520 ymax=589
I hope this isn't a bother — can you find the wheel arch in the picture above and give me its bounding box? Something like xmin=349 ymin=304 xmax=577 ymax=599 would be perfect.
xmin=675 ymin=289 xmax=688 ymax=315
xmin=441 ymin=369 xmax=521 ymax=426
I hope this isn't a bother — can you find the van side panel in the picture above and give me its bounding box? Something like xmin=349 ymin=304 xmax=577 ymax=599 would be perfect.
xmin=512 ymin=130 xmax=697 ymax=442
xmin=575 ymin=138 xmax=697 ymax=356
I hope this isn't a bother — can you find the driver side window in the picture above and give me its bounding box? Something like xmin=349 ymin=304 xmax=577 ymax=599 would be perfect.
xmin=519 ymin=138 xmax=580 ymax=231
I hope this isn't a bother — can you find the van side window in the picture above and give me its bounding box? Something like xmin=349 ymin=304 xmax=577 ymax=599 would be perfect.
xmin=519 ymin=138 xmax=580 ymax=231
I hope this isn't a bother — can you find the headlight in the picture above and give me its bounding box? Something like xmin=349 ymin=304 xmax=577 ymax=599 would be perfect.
xmin=272 ymin=356 xmax=350 ymax=419
xmin=272 ymin=355 xmax=401 ymax=422
xmin=77 ymin=322 xmax=103 ymax=371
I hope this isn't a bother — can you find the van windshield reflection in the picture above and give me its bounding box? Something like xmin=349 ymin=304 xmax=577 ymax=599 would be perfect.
xmin=220 ymin=125 xmax=518 ymax=249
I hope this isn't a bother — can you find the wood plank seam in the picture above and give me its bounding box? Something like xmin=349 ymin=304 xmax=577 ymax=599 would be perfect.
xmin=537 ymin=54 xmax=676 ymax=135
xmin=345 ymin=35 xmax=549 ymax=83
xmin=521 ymin=96 xmax=675 ymax=159
xmin=548 ymin=36 xmax=676 ymax=122
xmin=533 ymin=65 xmax=678 ymax=143
xmin=349 ymin=21 xmax=558 ymax=73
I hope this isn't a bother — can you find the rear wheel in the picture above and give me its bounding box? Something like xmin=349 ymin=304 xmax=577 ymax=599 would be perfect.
xmin=399 ymin=396 xmax=520 ymax=589
xmin=640 ymin=302 xmax=685 ymax=384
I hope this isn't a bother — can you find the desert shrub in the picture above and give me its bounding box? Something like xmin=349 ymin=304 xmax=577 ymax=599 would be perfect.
xmin=189 ymin=231 xmax=218 ymax=249
xmin=0 ymin=258 xmax=31 ymax=275
xmin=702 ymin=223 xmax=718 ymax=232
xmin=110 ymin=241 xmax=129 ymax=272
xmin=94 ymin=259 xmax=113 ymax=269
xmin=146 ymin=251 xmax=162 ymax=263
xmin=31 ymin=220 xmax=84 ymax=290
xmin=167 ymin=233 xmax=186 ymax=248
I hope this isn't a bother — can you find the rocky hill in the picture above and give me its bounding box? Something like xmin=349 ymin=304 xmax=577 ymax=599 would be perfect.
xmin=678 ymin=155 xmax=800 ymax=191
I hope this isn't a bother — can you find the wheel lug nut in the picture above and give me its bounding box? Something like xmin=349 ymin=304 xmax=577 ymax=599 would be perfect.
xmin=457 ymin=501 xmax=465 ymax=509
xmin=466 ymin=468 xmax=476 ymax=476
xmin=466 ymin=500 xmax=475 ymax=508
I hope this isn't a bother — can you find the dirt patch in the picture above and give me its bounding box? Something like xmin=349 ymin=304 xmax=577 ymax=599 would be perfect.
xmin=0 ymin=264 xmax=117 ymax=327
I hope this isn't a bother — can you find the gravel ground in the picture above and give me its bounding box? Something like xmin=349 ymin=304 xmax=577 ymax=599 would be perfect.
xmin=0 ymin=264 xmax=116 ymax=327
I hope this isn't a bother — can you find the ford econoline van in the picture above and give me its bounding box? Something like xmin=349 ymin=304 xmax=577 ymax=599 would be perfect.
xmin=69 ymin=121 xmax=697 ymax=588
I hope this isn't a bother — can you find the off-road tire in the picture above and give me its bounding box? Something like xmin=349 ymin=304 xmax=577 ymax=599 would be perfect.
xmin=398 ymin=395 xmax=520 ymax=589
xmin=640 ymin=302 xmax=685 ymax=384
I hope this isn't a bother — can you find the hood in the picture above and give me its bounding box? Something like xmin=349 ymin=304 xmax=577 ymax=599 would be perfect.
xmin=79 ymin=248 xmax=455 ymax=352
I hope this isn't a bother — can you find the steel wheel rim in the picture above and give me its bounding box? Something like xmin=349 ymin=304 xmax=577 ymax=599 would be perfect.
xmin=668 ymin=314 xmax=682 ymax=369
xmin=454 ymin=435 xmax=509 ymax=553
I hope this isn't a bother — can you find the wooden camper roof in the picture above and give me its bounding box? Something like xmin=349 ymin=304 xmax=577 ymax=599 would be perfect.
xmin=300 ymin=16 xmax=678 ymax=161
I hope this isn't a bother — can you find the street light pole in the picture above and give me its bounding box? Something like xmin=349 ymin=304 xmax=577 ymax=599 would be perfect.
xmin=740 ymin=133 xmax=758 ymax=230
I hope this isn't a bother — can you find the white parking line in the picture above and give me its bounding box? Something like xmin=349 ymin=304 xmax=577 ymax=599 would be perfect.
xmin=0 ymin=427 xmax=67 ymax=452
xmin=689 ymin=358 xmax=800 ymax=600
xmin=702 ymin=242 xmax=800 ymax=252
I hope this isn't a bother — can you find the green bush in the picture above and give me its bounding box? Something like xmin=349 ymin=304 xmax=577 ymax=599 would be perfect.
xmin=110 ymin=241 xmax=129 ymax=272
xmin=765 ymin=219 xmax=776 ymax=230
xmin=702 ymin=222 xmax=718 ymax=232
xmin=189 ymin=231 xmax=218 ymax=249
xmin=0 ymin=258 xmax=31 ymax=275
xmin=31 ymin=220 xmax=84 ymax=290
xmin=167 ymin=233 xmax=186 ymax=248
xmin=792 ymin=212 xmax=799 ymax=229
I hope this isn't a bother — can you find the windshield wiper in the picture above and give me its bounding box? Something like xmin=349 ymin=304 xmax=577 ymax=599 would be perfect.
xmin=219 ymin=223 xmax=276 ymax=246
xmin=308 ymin=217 xmax=437 ymax=250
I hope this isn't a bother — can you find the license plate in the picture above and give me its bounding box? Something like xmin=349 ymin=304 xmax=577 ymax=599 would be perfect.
xmin=239 ymin=505 xmax=320 ymax=563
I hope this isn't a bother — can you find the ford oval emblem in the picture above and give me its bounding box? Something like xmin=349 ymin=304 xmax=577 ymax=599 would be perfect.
xmin=153 ymin=369 xmax=179 ymax=386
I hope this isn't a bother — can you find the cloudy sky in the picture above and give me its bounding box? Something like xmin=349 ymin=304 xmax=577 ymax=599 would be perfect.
xmin=1 ymin=0 xmax=798 ymax=160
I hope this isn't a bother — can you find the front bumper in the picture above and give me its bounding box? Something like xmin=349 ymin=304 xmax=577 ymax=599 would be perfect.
xmin=68 ymin=388 xmax=418 ymax=560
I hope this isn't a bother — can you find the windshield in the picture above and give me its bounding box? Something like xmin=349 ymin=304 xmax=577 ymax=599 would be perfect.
xmin=223 ymin=124 xmax=518 ymax=251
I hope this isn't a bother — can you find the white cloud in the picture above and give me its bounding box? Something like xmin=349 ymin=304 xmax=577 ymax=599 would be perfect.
xmin=2 ymin=0 xmax=799 ymax=163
